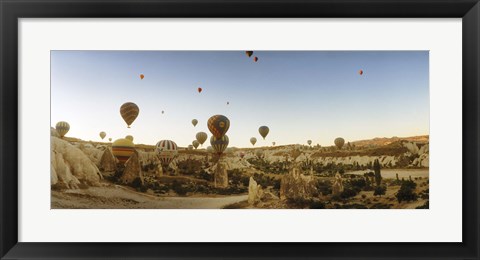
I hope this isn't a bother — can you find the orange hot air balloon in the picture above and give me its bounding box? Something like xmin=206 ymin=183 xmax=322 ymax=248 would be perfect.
xmin=198 ymin=87 xmax=202 ymax=93
xmin=359 ymin=70 xmax=363 ymax=75
xmin=254 ymin=57 xmax=259 ymax=62
xmin=140 ymin=74 xmax=144 ymax=80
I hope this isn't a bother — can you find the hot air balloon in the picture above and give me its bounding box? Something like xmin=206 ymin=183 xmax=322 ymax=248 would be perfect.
xmin=155 ymin=140 xmax=178 ymax=167
xmin=254 ymin=57 xmax=259 ymax=62
xmin=99 ymin=131 xmax=106 ymax=140
xmin=334 ymin=137 xmax=345 ymax=149
xmin=250 ymin=137 xmax=257 ymax=146
xmin=272 ymin=142 xmax=276 ymax=146
xmin=210 ymin=135 xmax=229 ymax=155
xmin=161 ymin=110 xmax=164 ymax=114
xmin=207 ymin=146 xmax=213 ymax=152
xmin=196 ymin=132 xmax=208 ymax=146
xmin=120 ymin=102 xmax=139 ymax=128
xmin=359 ymin=70 xmax=363 ymax=75
xmin=255 ymin=149 xmax=264 ymax=159
xmin=140 ymin=74 xmax=144 ymax=80
xmin=188 ymin=145 xmax=194 ymax=151
xmin=125 ymin=135 xmax=134 ymax=142
xmin=112 ymin=138 xmax=135 ymax=164
xmin=207 ymin=115 xmax=230 ymax=138
xmin=239 ymin=152 xmax=245 ymax=159
xmin=307 ymin=140 xmax=312 ymax=146
xmin=55 ymin=121 xmax=70 ymax=138
xmin=198 ymin=87 xmax=202 ymax=93
xmin=246 ymin=51 xmax=253 ymax=57
xmin=192 ymin=119 xmax=198 ymax=127
xmin=108 ymin=138 xmax=112 ymax=142
xmin=192 ymin=140 xmax=200 ymax=149
xmin=227 ymin=101 xmax=229 ymax=105
xmin=258 ymin=126 xmax=269 ymax=139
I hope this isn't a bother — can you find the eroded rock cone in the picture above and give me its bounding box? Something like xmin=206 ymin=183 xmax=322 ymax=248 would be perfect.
xmin=248 ymin=177 xmax=264 ymax=205
xmin=280 ymin=163 xmax=317 ymax=201
xmin=331 ymin=173 xmax=344 ymax=197
xmin=99 ymin=148 xmax=117 ymax=173
xmin=121 ymin=151 xmax=144 ymax=185
xmin=214 ymin=160 xmax=228 ymax=188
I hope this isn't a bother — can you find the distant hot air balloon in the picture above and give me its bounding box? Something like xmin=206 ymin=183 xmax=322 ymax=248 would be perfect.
xmin=162 ymin=110 xmax=164 ymax=114
xmin=155 ymin=140 xmax=178 ymax=167
xmin=246 ymin=51 xmax=253 ymax=57
xmin=207 ymin=115 xmax=230 ymax=138
xmin=188 ymin=145 xmax=194 ymax=151
xmin=120 ymin=102 xmax=139 ymax=128
xmin=250 ymin=137 xmax=257 ymax=146
xmin=272 ymin=142 xmax=276 ymax=146
xmin=125 ymin=135 xmax=134 ymax=142
xmin=55 ymin=121 xmax=70 ymax=138
xmin=192 ymin=140 xmax=199 ymax=149
xmin=140 ymin=74 xmax=144 ymax=80
xmin=334 ymin=137 xmax=345 ymax=149
xmin=359 ymin=70 xmax=363 ymax=75
xmin=112 ymin=138 xmax=135 ymax=164
xmin=109 ymin=138 xmax=112 ymax=142
xmin=254 ymin=57 xmax=259 ymax=62
xmin=239 ymin=152 xmax=245 ymax=159
xmin=196 ymin=132 xmax=208 ymax=146
xmin=307 ymin=140 xmax=312 ymax=146
xmin=227 ymin=101 xmax=229 ymax=105
xmin=207 ymin=146 xmax=213 ymax=152
xmin=198 ymin=87 xmax=202 ymax=93
xmin=210 ymin=135 xmax=229 ymax=155
xmin=192 ymin=119 xmax=198 ymax=127
xmin=258 ymin=126 xmax=269 ymax=139
xmin=99 ymin=131 xmax=106 ymax=140
xmin=255 ymin=149 xmax=264 ymax=159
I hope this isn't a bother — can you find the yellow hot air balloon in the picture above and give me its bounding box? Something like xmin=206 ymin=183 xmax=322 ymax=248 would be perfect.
xmin=192 ymin=119 xmax=198 ymax=127
xmin=120 ymin=102 xmax=139 ymax=128
xmin=55 ymin=121 xmax=70 ymax=138
xmin=196 ymin=132 xmax=208 ymax=146
xmin=112 ymin=138 xmax=135 ymax=164
xmin=125 ymin=135 xmax=134 ymax=142
xmin=334 ymin=137 xmax=345 ymax=149
xmin=258 ymin=126 xmax=269 ymax=139
xmin=207 ymin=114 xmax=230 ymax=138
xmin=99 ymin=131 xmax=106 ymax=140
xmin=250 ymin=137 xmax=257 ymax=146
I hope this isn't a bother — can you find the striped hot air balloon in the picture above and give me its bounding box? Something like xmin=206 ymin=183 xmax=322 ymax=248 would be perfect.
xmin=210 ymin=135 xmax=229 ymax=155
xmin=99 ymin=131 xmax=106 ymax=140
xmin=120 ymin=102 xmax=139 ymax=128
xmin=55 ymin=121 xmax=70 ymax=138
xmin=196 ymin=132 xmax=208 ymax=146
xmin=112 ymin=138 xmax=135 ymax=164
xmin=207 ymin=114 xmax=230 ymax=138
xmin=155 ymin=140 xmax=178 ymax=167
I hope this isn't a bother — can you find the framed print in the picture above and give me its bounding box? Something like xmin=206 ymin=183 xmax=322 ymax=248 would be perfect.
xmin=1 ymin=0 xmax=479 ymax=259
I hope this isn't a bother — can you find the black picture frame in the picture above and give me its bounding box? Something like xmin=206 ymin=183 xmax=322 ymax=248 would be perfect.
xmin=1 ymin=0 xmax=479 ymax=259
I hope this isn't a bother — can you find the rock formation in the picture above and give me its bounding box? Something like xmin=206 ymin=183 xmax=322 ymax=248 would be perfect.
xmin=121 ymin=151 xmax=143 ymax=185
xmin=248 ymin=177 xmax=264 ymax=205
xmin=331 ymin=173 xmax=344 ymax=197
xmin=279 ymin=163 xmax=318 ymax=200
xmin=214 ymin=159 xmax=228 ymax=188
xmin=99 ymin=147 xmax=117 ymax=173
xmin=51 ymin=137 xmax=103 ymax=188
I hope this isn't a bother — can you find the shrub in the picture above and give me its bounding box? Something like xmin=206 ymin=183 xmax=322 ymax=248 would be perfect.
xmin=396 ymin=180 xmax=418 ymax=203
xmin=373 ymin=185 xmax=387 ymax=197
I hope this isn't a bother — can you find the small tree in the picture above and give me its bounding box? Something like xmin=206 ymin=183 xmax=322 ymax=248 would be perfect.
xmin=374 ymin=185 xmax=387 ymax=197
xmin=396 ymin=180 xmax=418 ymax=203
xmin=373 ymin=159 xmax=382 ymax=186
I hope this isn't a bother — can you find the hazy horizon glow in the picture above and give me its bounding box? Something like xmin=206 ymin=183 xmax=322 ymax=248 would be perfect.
xmin=51 ymin=51 xmax=429 ymax=148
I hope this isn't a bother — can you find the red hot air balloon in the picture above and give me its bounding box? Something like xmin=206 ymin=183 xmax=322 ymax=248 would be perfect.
xmin=359 ymin=70 xmax=363 ymax=75
xmin=198 ymin=87 xmax=202 ymax=93
xmin=140 ymin=74 xmax=144 ymax=80
xmin=254 ymin=57 xmax=259 ymax=62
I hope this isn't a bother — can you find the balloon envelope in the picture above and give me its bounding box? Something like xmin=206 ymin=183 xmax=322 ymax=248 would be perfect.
xmin=112 ymin=138 xmax=135 ymax=164
xmin=258 ymin=126 xmax=269 ymax=139
xmin=196 ymin=132 xmax=208 ymax=145
xmin=155 ymin=140 xmax=178 ymax=167
xmin=254 ymin=57 xmax=259 ymax=62
xmin=334 ymin=137 xmax=345 ymax=149
xmin=208 ymin=115 xmax=230 ymax=138
xmin=140 ymin=74 xmax=144 ymax=80
xmin=55 ymin=121 xmax=70 ymax=138
xmin=250 ymin=137 xmax=257 ymax=146
xmin=192 ymin=119 xmax=198 ymax=127
xmin=246 ymin=51 xmax=253 ymax=57
xmin=192 ymin=140 xmax=200 ymax=149
xmin=120 ymin=102 xmax=139 ymax=128
xmin=307 ymin=140 xmax=312 ymax=145
xmin=125 ymin=135 xmax=134 ymax=142
xmin=359 ymin=70 xmax=363 ymax=75
xmin=210 ymin=135 xmax=229 ymax=155
xmin=198 ymin=87 xmax=202 ymax=93
xmin=99 ymin=131 xmax=106 ymax=140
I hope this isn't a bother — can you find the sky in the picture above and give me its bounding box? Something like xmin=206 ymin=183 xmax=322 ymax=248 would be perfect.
xmin=51 ymin=51 xmax=429 ymax=148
